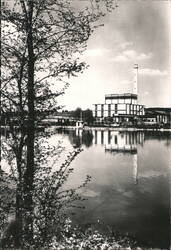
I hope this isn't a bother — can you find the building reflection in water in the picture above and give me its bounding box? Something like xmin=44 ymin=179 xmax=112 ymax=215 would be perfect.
xmin=133 ymin=154 xmax=138 ymax=185
xmin=69 ymin=129 xmax=94 ymax=148
xmin=92 ymin=130 xmax=145 ymax=185
xmin=62 ymin=128 xmax=145 ymax=185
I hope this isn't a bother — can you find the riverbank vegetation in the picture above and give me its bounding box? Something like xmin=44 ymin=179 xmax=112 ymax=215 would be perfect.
xmin=33 ymin=217 xmax=138 ymax=250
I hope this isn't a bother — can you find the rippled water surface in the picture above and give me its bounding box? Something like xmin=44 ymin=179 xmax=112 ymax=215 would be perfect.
xmin=52 ymin=129 xmax=170 ymax=248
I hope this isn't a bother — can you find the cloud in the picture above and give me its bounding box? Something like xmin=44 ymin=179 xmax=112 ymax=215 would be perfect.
xmin=111 ymin=50 xmax=152 ymax=62
xmin=139 ymin=68 xmax=168 ymax=76
xmin=84 ymin=48 xmax=108 ymax=57
xmin=120 ymin=80 xmax=131 ymax=86
xmin=144 ymin=91 xmax=149 ymax=96
xmin=112 ymin=54 xmax=128 ymax=62
xmin=119 ymin=41 xmax=134 ymax=50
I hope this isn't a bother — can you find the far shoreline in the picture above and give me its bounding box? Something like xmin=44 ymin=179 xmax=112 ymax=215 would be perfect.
xmin=48 ymin=125 xmax=171 ymax=132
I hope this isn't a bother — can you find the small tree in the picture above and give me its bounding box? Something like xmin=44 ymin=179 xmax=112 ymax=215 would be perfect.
xmin=71 ymin=108 xmax=94 ymax=125
xmin=32 ymin=140 xmax=91 ymax=248
xmin=83 ymin=109 xmax=94 ymax=125
xmin=71 ymin=107 xmax=82 ymax=120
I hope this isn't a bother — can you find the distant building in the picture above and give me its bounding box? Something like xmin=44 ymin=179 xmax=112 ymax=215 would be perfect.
xmin=41 ymin=112 xmax=76 ymax=126
xmin=145 ymin=107 xmax=171 ymax=125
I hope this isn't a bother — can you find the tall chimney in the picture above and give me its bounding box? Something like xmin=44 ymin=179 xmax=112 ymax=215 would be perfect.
xmin=133 ymin=64 xmax=138 ymax=97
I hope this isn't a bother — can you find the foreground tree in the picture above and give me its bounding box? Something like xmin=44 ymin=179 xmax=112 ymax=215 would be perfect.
xmin=1 ymin=0 xmax=118 ymax=247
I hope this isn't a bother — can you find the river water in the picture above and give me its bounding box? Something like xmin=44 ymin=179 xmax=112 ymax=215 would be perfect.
xmin=51 ymin=128 xmax=171 ymax=249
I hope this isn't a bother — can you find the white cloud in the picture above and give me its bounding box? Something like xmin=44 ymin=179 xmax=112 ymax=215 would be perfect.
xmin=144 ymin=91 xmax=149 ymax=96
xmin=111 ymin=54 xmax=128 ymax=62
xmin=139 ymin=68 xmax=168 ymax=76
xmin=119 ymin=41 xmax=134 ymax=50
xmin=84 ymin=48 xmax=108 ymax=57
xmin=111 ymin=49 xmax=152 ymax=62
xmin=121 ymin=80 xmax=130 ymax=85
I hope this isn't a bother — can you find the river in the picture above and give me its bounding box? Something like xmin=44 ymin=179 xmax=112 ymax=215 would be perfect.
xmin=1 ymin=128 xmax=170 ymax=248
xmin=50 ymin=128 xmax=171 ymax=249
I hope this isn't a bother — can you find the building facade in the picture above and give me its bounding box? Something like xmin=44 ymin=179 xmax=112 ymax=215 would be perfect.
xmin=144 ymin=108 xmax=171 ymax=125
xmin=93 ymin=93 xmax=144 ymax=123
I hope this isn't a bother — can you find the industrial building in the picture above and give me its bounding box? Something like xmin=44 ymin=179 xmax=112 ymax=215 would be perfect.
xmin=144 ymin=107 xmax=171 ymax=125
xmin=93 ymin=64 xmax=145 ymax=123
xmin=93 ymin=64 xmax=171 ymax=127
xmin=94 ymin=93 xmax=144 ymax=123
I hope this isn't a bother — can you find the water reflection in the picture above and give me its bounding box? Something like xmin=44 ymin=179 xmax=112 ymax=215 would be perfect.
xmin=93 ymin=130 xmax=144 ymax=152
xmin=69 ymin=130 xmax=145 ymax=185
xmin=66 ymin=130 xmax=171 ymax=187
xmin=69 ymin=129 xmax=145 ymax=153
xmin=92 ymin=131 xmax=143 ymax=185
xmin=56 ymin=129 xmax=170 ymax=248
xmin=56 ymin=128 xmax=94 ymax=148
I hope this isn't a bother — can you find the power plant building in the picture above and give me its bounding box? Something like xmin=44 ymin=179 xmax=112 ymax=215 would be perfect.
xmin=93 ymin=64 xmax=145 ymax=123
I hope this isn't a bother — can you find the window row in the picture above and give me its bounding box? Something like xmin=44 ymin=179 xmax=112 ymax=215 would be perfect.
xmin=105 ymin=98 xmax=137 ymax=105
xmin=94 ymin=104 xmax=144 ymax=112
xmin=94 ymin=110 xmax=144 ymax=117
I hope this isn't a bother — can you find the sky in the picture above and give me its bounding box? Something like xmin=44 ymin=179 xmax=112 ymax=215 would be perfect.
xmin=58 ymin=1 xmax=170 ymax=110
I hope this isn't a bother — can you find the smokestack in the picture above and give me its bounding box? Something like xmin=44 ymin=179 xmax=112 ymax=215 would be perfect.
xmin=133 ymin=64 xmax=138 ymax=97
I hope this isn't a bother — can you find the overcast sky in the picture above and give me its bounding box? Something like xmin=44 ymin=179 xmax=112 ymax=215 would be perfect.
xmin=59 ymin=0 xmax=170 ymax=110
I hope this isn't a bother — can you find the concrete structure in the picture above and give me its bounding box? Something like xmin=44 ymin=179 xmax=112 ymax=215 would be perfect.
xmin=93 ymin=64 xmax=144 ymax=123
xmin=93 ymin=93 xmax=144 ymax=123
xmin=133 ymin=63 xmax=138 ymax=96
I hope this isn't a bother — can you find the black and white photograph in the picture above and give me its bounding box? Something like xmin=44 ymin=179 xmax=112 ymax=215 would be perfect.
xmin=1 ymin=0 xmax=171 ymax=249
